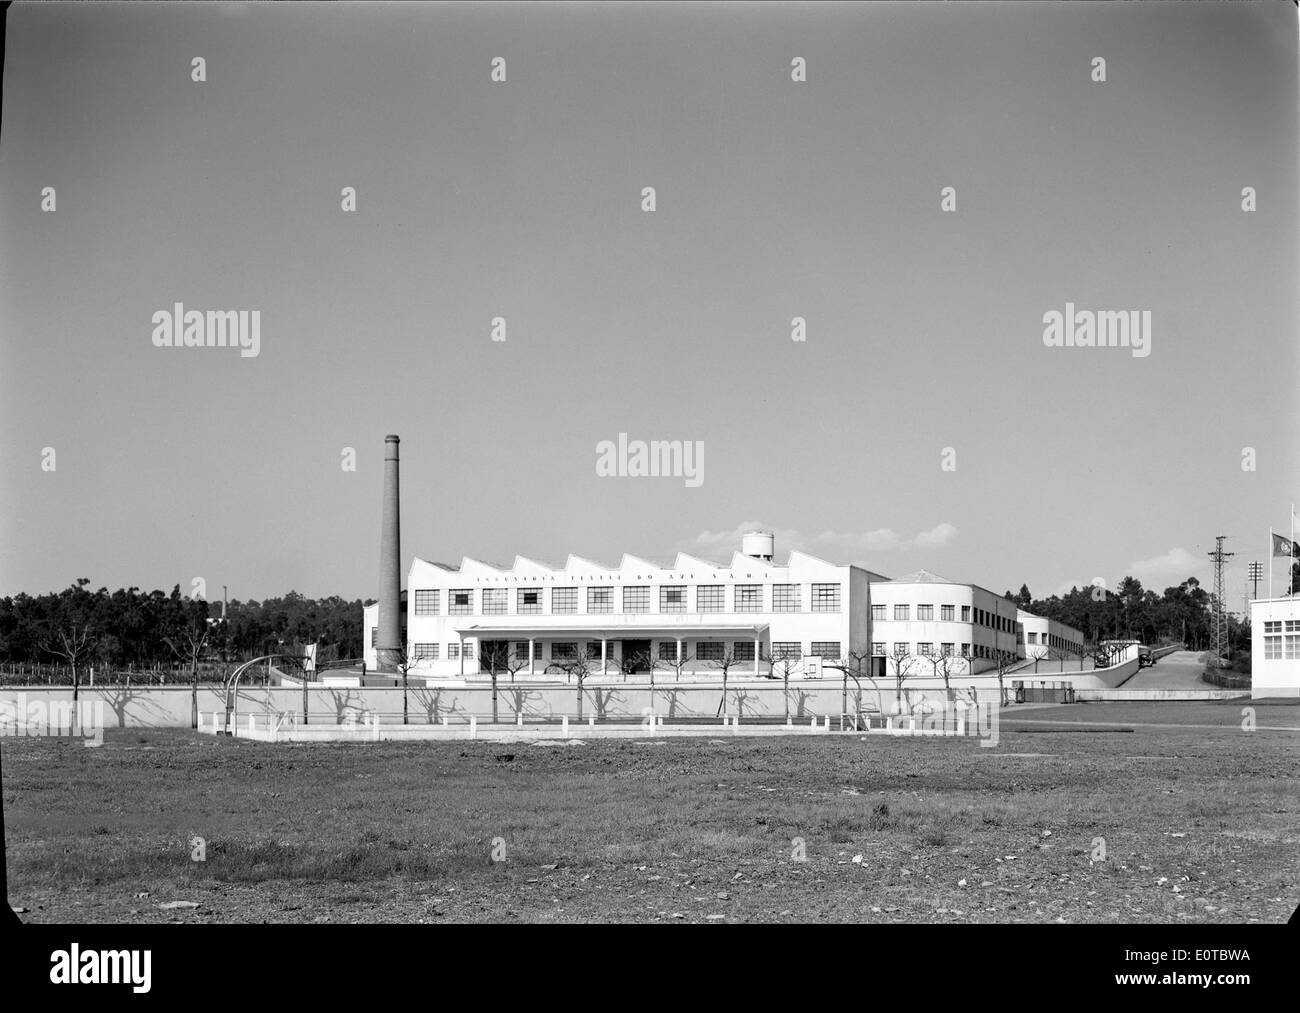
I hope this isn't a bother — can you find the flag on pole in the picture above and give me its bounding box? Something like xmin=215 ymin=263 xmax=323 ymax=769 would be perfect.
xmin=1272 ymin=532 xmax=1300 ymax=557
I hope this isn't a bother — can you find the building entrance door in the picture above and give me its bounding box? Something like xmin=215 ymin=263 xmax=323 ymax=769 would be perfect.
xmin=621 ymin=640 xmax=652 ymax=673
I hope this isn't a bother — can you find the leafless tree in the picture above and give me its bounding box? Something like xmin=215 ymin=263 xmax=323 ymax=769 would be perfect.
xmin=164 ymin=616 xmax=212 ymax=729
xmin=887 ymin=643 xmax=915 ymax=712
xmin=548 ymin=648 xmax=595 ymax=721
xmin=42 ymin=621 xmax=97 ymax=705
xmin=659 ymin=644 xmax=694 ymax=683
xmin=930 ymin=647 xmax=966 ymax=701
xmin=709 ymin=646 xmax=746 ymax=719
xmin=761 ymin=646 xmax=802 ymax=723
xmin=825 ymin=649 xmax=876 ymax=729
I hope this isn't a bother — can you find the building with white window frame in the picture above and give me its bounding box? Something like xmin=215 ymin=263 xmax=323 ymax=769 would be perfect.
xmin=1248 ymin=595 xmax=1300 ymax=698
xmin=1016 ymin=609 xmax=1086 ymax=663
xmin=363 ymin=532 xmax=885 ymax=680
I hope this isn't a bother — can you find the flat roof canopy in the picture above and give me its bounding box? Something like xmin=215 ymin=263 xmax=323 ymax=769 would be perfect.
xmin=453 ymin=622 xmax=769 ymax=639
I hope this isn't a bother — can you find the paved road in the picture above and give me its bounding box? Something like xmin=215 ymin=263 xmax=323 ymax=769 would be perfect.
xmin=1121 ymin=649 xmax=1210 ymax=690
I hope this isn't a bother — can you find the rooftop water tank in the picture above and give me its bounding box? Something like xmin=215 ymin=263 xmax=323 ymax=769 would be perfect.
xmin=742 ymin=530 xmax=775 ymax=562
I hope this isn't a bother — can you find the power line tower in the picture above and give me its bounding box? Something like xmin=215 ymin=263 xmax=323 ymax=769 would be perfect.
xmin=1208 ymin=536 xmax=1234 ymax=667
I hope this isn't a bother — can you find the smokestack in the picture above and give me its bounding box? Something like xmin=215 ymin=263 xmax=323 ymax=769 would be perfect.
xmin=377 ymin=434 xmax=402 ymax=672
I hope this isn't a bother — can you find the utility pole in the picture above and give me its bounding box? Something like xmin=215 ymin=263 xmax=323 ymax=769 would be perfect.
xmin=1208 ymin=536 xmax=1235 ymax=668
xmin=1247 ymin=561 xmax=1263 ymax=601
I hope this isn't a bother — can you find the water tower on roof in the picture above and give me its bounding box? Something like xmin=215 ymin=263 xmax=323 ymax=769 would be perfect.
xmin=742 ymin=530 xmax=775 ymax=562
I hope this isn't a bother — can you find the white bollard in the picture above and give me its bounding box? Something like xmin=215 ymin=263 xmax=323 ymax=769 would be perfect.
xmin=786 ymin=716 xmax=793 ymax=728
xmin=732 ymin=715 xmax=740 ymax=734
xmin=648 ymin=715 xmax=656 ymax=736
xmin=588 ymin=715 xmax=595 ymax=728
xmin=372 ymin=714 xmax=380 ymax=741
xmin=516 ymin=712 xmax=523 ymax=727
xmin=823 ymin=715 xmax=831 ymax=731
xmin=562 ymin=715 xmax=569 ymax=737
xmin=885 ymin=715 xmax=893 ymax=731
xmin=810 ymin=717 xmax=817 ymax=729
xmin=908 ymin=717 xmax=917 ymax=734
xmin=657 ymin=716 xmax=664 ymax=726
xmin=440 ymin=715 xmax=448 ymax=727
xmin=469 ymin=715 xmax=477 ymax=739
xmin=248 ymin=714 xmax=255 ymax=731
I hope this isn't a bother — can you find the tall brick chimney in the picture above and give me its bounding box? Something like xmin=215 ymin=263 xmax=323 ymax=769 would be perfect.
xmin=376 ymin=434 xmax=402 ymax=672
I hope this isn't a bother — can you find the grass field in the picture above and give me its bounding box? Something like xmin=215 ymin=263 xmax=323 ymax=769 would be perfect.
xmin=4 ymin=700 xmax=1298 ymax=923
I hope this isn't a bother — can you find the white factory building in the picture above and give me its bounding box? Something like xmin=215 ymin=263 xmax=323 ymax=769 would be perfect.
xmin=1016 ymin=609 xmax=1086 ymax=662
xmin=364 ymin=532 xmax=885 ymax=678
xmin=1248 ymin=596 xmax=1300 ymax=698
xmin=866 ymin=570 xmax=1028 ymax=675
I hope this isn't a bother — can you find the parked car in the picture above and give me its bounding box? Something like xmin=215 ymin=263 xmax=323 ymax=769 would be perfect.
xmin=1138 ymin=646 xmax=1155 ymax=668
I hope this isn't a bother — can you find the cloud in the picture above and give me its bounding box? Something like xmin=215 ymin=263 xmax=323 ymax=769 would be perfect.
xmin=1124 ymin=547 xmax=1206 ymax=588
xmin=685 ymin=521 xmax=956 ymax=561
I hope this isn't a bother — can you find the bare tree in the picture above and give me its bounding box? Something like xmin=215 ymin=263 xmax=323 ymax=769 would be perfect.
xmin=887 ymin=643 xmax=915 ymax=713
xmin=930 ymin=646 xmax=965 ymax=702
xmin=377 ymin=644 xmax=417 ymax=725
xmin=825 ymin=649 xmax=876 ymax=728
xmin=708 ymin=646 xmax=746 ymax=719
xmin=548 ymin=648 xmax=595 ymax=721
xmin=164 ymin=615 xmax=212 ymax=730
xmin=479 ymin=642 xmax=531 ymax=724
xmin=762 ymin=646 xmax=802 ymax=723
xmin=43 ymin=622 xmax=97 ymax=706
xmin=987 ymin=648 xmax=1020 ymax=707
xmin=660 ymin=644 xmax=694 ymax=682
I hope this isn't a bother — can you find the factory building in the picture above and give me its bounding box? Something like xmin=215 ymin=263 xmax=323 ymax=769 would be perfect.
xmin=365 ymin=531 xmax=886 ymax=678
xmin=1015 ymin=609 xmax=1085 ymax=661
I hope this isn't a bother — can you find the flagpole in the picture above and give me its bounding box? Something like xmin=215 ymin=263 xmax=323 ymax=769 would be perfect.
xmin=1292 ymin=504 xmax=1296 ymax=595
xmin=1269 ymin=527 xmax=1274 ymax=598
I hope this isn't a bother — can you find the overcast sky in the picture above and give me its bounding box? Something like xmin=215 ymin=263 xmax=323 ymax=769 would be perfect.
xmin=1 ymin=1 xmax=1296 ymax=608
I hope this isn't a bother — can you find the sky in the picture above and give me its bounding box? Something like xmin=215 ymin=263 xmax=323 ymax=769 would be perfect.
xmin=1 ymin=1 xmax=1296 ymax=611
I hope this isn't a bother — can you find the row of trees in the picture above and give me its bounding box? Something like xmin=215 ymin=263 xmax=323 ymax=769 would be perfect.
xmin=1003 ymin=574 xmax=1255 ymax=655
xmin=0 ymin=580 xmax=368 ymax=680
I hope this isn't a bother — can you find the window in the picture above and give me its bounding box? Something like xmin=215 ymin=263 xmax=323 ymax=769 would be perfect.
xmin=660 ymin=586 xmax=686 ymax=612
xmin=518 ymin=588 xmax=542 ymax=614
xmin=587 ymin=587 xmax=613 ymax=613
xmin=941 ymin=605 xmax=954 ymax=621
xmin=811 ymin=584 xmax=841 ymax=612
xmin=697 ymin=642 xmax=724 ymax=661
xmin=961 ymin=605 xmax=971 ymax=622
xmin=514 ymin=642 xmax=531 ymax=661
xmin=551 ymin=642 xmax=577 ymax=661
xmin=1287 ymin=620 xmax=1300 ymax=633
xmin=412 ymin=643 xmax=439 ymax=660
xmin=894 ymin=605 xmax=910 ymax=621
xmin=1264 ymin=636 xmax=1281 ymax=660
xmin=941 ymin=643 xmax=954 ymax=656
xmin=447 ymin=643 xmax=460 ymax=660
xmin=482 ymin=588 xmax=507 ymax=615
xmin=770 ymin=641 xmax=801 ymax=661
xmin=553 ymin=587 xmax=578 ymax=614
xmin=449 ymin=589 xmax=473 ymax=615
xmin=1028 ymin=632 xmax=1038 ymax=644
xmin=697 ymin=585 xmax=725 ymax=612
xmin=414 ymin=590 xmax=440 ymax=615
xmin=733 ymin=642 xmax=755 ymax=662
xmin=960 ymin=643 xmax=970 ymax=657
xmin=872 ymin=604 xmax=886 ymax=621
xmin=1287 ymin=635 xmax=1300 ymax=660
xmin=735 ymin=584 xmax=762 ymax=612
xmin=586 ymin=641 xmax=604 ymax=661
xmin=811 ymin=641 xmax=840 ymax=659
xmin=658 ymin=641 xmax=679 ymax=661
xmin=918 ymin=642 xmax=933 ymax=656
xmin=772 ymin=584 xmax=800 ymax=612
xmin=462 ymin=642 xmax=473 ymax=660
xmin=892 ymin=643 xmax=909 ymax=657
xmin=872 ymin=642 xmax=886 ymax=656
xmin=917 ymin=604 xmax=934 ymax=620
xmin=623 ymin=586 xmax=650 ymax=613
xmin=370 ymin=627 xmax=378 ymax=648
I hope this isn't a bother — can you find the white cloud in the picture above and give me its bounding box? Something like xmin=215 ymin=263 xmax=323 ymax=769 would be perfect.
xmin=686 ymin=521 xmax=955 ymax=561
xmin=1124 ymin=547 xmax=1206 ymax=589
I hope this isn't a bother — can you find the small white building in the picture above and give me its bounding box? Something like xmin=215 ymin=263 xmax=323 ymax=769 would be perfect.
xmin=867 ymin=570 xmax=1023 ymax=675
xmin=365 ymin=532 xmax=886 ymax=679
xmin=1249 ymin=596 xmax=1300 ymax=698
xmin=1016 ymin=609 xmax=1086 ymax=662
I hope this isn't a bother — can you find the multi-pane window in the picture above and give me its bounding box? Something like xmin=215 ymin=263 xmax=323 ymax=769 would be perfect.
xmin=1264 ymin=621 xmax=1282 ymax=633
xmin=447 ymin=643 xmax=460 ymax=660
xmin=697 ymin=642 xmax=724 ymax=661
xmin=552 ymin=587 xmax=578 ymax=614
xmin=587 ymin=587 xmax=613 ymax=613
xmin=894 ymin=605 xmax=910 ymax=621
xmin=697 ymin=585 xmax=725 ymax=612
xmin=449 ymin=589 xmax=473 ymax=615
xmin=462 ymin=642 xmax=473 ymax=660
xmin=941 ymin=605 xmax=954 ymax=621
xmin=517 ymin=588 xmax=543 ymax=614
xmin=810 ymin=641 xmax=840 ymax=659
xmin=735 ymin=585 xmax=762 ymax=612
xmin=811 ymin=584 xmax=841 ymax=612
xmin=482 ymin=588 xmax=507 ymax=615
xmin=552 ymin=642 xmax=577 ymax=660
xmin=623 ymin=586 xmax=650 ymax=613
xmin=1287 ymin=635 xmax=1300 ymax=660
xmin=370 ymin=627 xmax=378 ymax=648
xmin=1027 ymin=632 xmax=1038 ymax=644
xmin=733 ymin=642 xmax=755 ymax=662
xmin=917 ymin=605 xmax=934 ymax=620
xmin=961 ymin=605 xmax=971 ymax=622
xmin=1264 ymin=636 xmax=1282 ymax=660
xmin=514 ymin=642 xmax=531 ymax=661
xmin=872 ymin=604 xmax=886 ymax=621
xmin=1288 ymin=620 xmax=1300 ymax=633
xmin=660 ymin=586 xmax=686 ymax=612
xmin=414 ymin=590 xmax=440 ymax=615
xmin=918 ymin=642 xmax=933 ymax=656
xmin=586 ymin=641 xmax=604 ymax=661
xmin=892 ymin=643 xmax=909 ymax=656
xmin=872 ymin=642 xmax=886 ymax=655
xmin=772 ymin=584 xmax=800 ymax=612
xmin=941 ymin=643 xmax=954 ymax=656
xmin=412 ymin=643 xmax=439 ymax=660
xmin=658 ymin=642 xmax=679 ymax=661
xmin=770 ymin=641 xmax=801 ymax=660
xmin=960 ymin=643 xmax=970 ymax=657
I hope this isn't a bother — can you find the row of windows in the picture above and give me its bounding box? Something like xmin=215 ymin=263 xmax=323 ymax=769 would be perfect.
xmin=409 ymin=642 xmax=475 ymax=660
xmin=1022 ymin=631 xmax=1084 ymax=654
xmin=873 ymin=602 xmax=1016 ymax=632
xmin=407 ymin=640 xmax=845 ymax=664
xmin=413 ymin=583 xmax=842 ymax=615
xmin=1262 ymin=634 xmax=1300 ymax=660
xmin=1262 ymin=620 xmax=1300 ymax=634
xmin=870 ymin=642 xmax=1014 ymax=661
